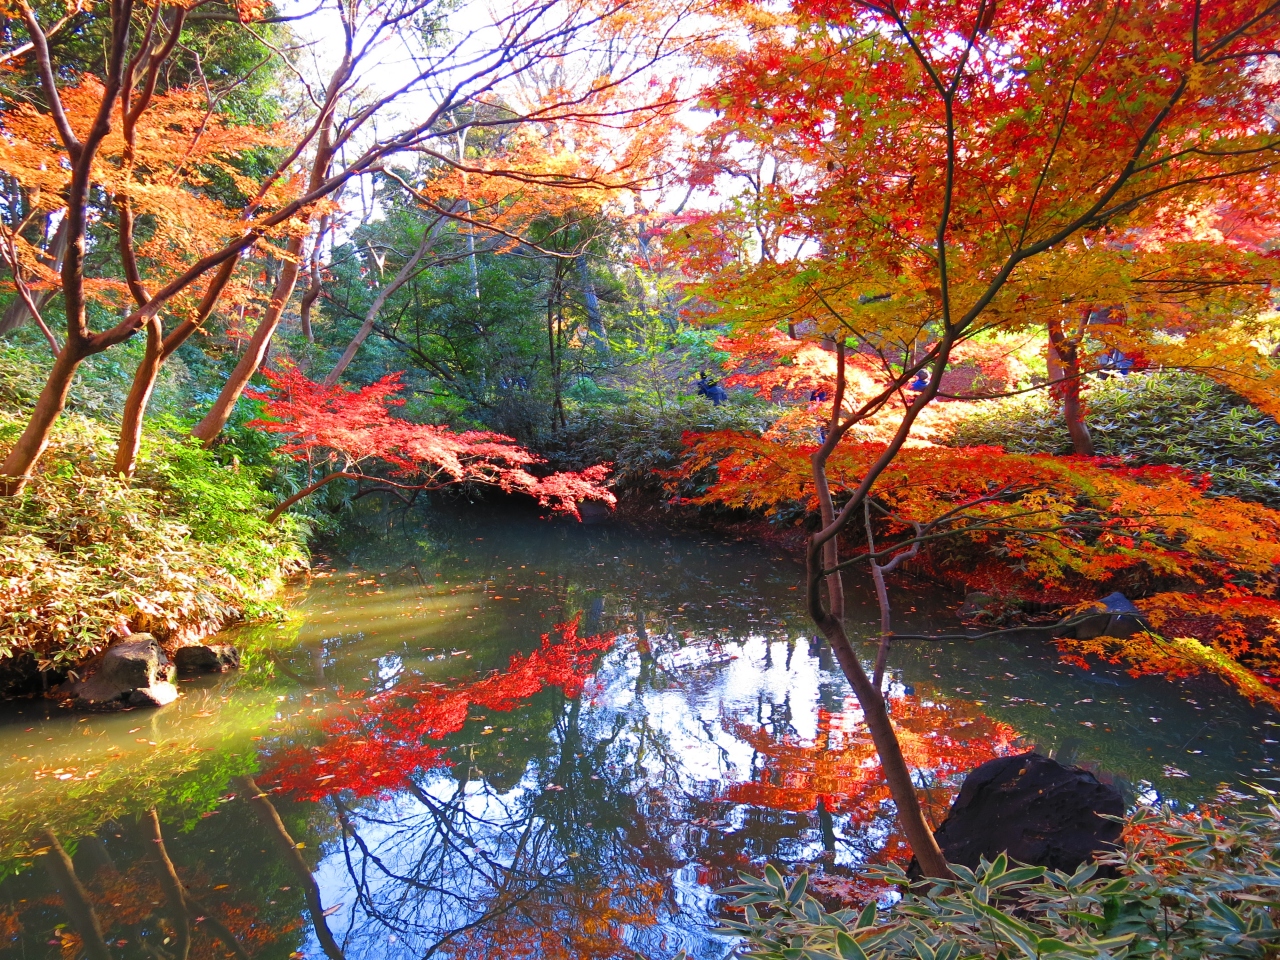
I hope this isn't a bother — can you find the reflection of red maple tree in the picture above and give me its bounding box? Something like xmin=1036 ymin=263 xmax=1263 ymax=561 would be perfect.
xmin=721 ymin=689 xmax=1017 ymax=863
xmin=263 ymin=618 xmax=615 ymax=801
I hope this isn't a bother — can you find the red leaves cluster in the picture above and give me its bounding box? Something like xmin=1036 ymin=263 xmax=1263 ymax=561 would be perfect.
xmin=262 ymin=617 xmax=615 ymax=801
xmin=249 ymin=367 xmax=615 ymax=517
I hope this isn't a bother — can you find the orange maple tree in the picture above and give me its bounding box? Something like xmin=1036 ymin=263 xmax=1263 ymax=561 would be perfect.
xmin=676 ymin=0 xmax=1280 ymax=876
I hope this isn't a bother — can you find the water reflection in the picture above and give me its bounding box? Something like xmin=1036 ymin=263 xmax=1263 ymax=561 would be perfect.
xmin=0 ymin=501 xmax=1275 ymax=957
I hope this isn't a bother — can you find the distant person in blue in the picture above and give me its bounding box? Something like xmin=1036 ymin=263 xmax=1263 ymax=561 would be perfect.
xmin=908 ymin=369 xmax=931 ymax=391
xmin=1097 ymin=348 xmax=1133 ymax=378
xmin=697 ymin=371 xmax=728 ymax=406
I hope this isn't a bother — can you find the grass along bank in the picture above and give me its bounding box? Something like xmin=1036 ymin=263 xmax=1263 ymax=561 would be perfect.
xmin=0 ymin=345 xmax=312 ymax=688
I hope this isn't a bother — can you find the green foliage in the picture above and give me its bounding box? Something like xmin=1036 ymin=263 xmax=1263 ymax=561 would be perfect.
xmin=0 ymin=408 xmax=309 ymax=668
xmin=947 ymin=372 xmax=1280 ymax=507
xmin=0 ymin=339 xmax=191 ymax=422
xmin=720 ymin=795 xmax=1280 ymax=960
xmin=541 ymin=394 xmax=778 ymax=500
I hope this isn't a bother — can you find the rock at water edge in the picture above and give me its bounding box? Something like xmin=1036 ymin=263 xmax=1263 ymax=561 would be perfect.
xmin=72 ymin=634 xmax=178 ymax=707
xmin=1074 ymin=592 xmax=1147 ymax=639
xmin=919 ymin=751 xmax=1124 ymax=876
xmin=174 ymin=643 xmax=241 ymax=675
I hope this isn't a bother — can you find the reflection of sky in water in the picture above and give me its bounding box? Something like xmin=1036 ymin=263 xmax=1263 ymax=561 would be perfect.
xmin=0 ymin=501 xmax=1274 ymax=958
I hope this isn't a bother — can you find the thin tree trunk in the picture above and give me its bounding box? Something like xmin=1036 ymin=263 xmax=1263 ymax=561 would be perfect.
xmin=547 ymin=266 xmax=566 ymax=430
xmin=806 ymin=344 xmax=950 ymax=880
xmin=298 ymin=214 xmax=328 ymax=343
xmin=112 ymin=256 xmax=241 ymax=478
xmin=322 ymin=216 xmax=443 ymax=387
xmin=191 ymin=235 xmax=307 ymax=446
xmin=236 ymin=776 xmax=345 ymax=960
xmin=38 ymin=829 xmax=113 ymax=960
xmin=576 ymin=253 xmax=608 ymax=353
xmin=0 ymin=217 xmax=68 ymax=335
xmin=0 ymin=344 xmax=84 ymax=495
xmin=1047 ymin=315 xmax=1095 ymax=456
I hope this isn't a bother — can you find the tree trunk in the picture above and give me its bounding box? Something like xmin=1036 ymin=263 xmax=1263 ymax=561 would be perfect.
xmin=143 ymin=808 xmax=191 ymax=960
xmin=112 ymin=256 xmax=241 ymax=478
xmin=0 ymin=344 xmax=84 ymax=496
xmin=237 ymin=776 xmax=346 ymax=960
xmin=298 ymin=214 xmax=328 ymax=343
xmin=576 ymin=253 xmax=608 ymax=353
xmin=322 ymin=217 xmax=442 ymax=387
xmin=810 ymin=555 xmax=951 ymax=878
xmin=806 ymin=343 xmax=950 ymax=880
xmin=191 ymin=235 xmax=306 ymax=446
xmin=114 ymin=316 xmax=162 ymax=477
xmin=1047 ymin=316 xmax=1095 ymax=456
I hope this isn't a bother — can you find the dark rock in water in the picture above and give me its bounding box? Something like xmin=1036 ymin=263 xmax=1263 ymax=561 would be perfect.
xmin=958 ymin=592 xmax=996 ymax=618
xmin=1073 ymin=592 xmax=1147 ymax=639
xmin=72 ymin=634 xmax=178 ymax=708
xmin=915 ymin=752 xmax=1123 ymax=877
xmin=174 ymin=643 xmax=240 ymax=675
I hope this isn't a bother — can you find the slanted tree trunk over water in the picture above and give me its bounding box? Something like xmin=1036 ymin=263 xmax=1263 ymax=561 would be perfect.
xmin=806 ymin=342 xmax=952 ymax=880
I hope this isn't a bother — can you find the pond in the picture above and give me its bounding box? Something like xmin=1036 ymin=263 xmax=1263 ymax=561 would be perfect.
xmin=0 ymin=501 xmax=1275 ymax=958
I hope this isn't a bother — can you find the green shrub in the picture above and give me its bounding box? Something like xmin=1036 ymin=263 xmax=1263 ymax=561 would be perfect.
xmin=0 ymin=339 xmax=191 ymax=422
xmin=0 ymin=409 xmax=309 ymax=669
xmin=946 ymin=373 xmax=1280 ymax=507
xmin=719 ymin=792 xmax=1280 ymax=960
xmin=539 ymin=394 xmax=779 ymax=501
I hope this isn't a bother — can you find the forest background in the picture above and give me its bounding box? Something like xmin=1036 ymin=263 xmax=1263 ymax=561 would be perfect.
xmin=3 ymin=0 xmax=1280 ymax=880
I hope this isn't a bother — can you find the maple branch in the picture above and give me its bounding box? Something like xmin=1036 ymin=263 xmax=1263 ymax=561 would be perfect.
xmin=1016 ymin=7 xmax=1116 ymax=249
xmin=18 ymin=1 xmax=81 ymax=160
xmin=0 ymin=229 xmax=60 ymax=355
xmin=267 ymin=472 xmax=452 ymax=523
xmin=1198 ymin=0 xmax=1280 ymax=59
xmin=0 ymin=4 xmax=83 ymax=65
xmin=888 ymin=611 xmax=1119 ymax=643
xmin=826 ymin=522 xmax=1096 ymax=576
xmin=934 ymin=366 xmax=1098 ymax=400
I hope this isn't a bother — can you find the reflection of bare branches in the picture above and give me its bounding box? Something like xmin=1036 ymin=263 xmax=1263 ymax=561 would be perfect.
xmin=237 ymin=776 xmax=346 ymax=960
xmin=37 ymin=828 xmax=112 ymax=960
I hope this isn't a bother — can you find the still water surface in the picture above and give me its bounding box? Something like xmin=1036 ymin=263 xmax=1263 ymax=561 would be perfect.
xmin=0 ymin=503 xmax=1275 ymax=958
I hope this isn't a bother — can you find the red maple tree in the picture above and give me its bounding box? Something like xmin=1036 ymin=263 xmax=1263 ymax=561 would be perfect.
xmin=249 ymin=367 xmax=615 ymax=522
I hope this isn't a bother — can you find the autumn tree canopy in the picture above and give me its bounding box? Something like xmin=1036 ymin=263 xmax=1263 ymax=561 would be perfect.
xmin=676 ymin=0 xmax=1280 ymax=876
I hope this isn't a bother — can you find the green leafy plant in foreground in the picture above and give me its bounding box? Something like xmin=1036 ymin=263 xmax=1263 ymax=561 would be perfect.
xmin=718 ymin=794 xmax=1280 ymax=959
